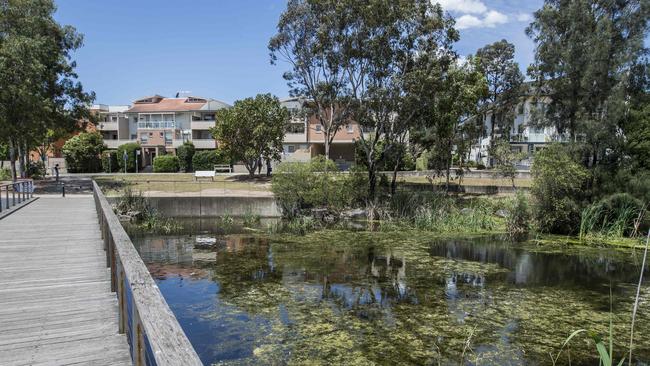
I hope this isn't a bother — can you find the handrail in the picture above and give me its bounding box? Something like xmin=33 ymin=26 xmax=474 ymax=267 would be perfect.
xmin=92 ymin=181 xmax=202 ymax=366
xmin=0 ymin=179 xmax=34 ymax=214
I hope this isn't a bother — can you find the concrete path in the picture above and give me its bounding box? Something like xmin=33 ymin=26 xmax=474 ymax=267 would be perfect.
xmin=0 ymin=196 xmax=131 ymax=365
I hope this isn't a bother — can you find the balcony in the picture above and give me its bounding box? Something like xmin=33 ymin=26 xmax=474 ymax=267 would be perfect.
xmin=97 ymin=121 xmax=118 ymax=131
xmin=190 ymin=120 xmax=215 ymax=130
xmin=191 ymin=139 xmax=216 ymax=149
xmin=104 ymin=139 xmax=136 ymax=149
xmin=137 ymin=121 xmax=175 ymax=129
xmin=284 ymin=133 xmax=307 ymax=143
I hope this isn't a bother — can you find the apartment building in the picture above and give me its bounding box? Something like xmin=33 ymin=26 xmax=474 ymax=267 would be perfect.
xmin=280 ymin=97 xmax=363 ymax=170
xmin=93 ymin=94 xmax=230 ymax=166
xmin=466 ymin=95 xmax=571 ymax=168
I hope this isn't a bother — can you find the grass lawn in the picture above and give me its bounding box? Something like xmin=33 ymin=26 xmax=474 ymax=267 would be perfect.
xmin=94 ymin=173 xmax=271 ymax=196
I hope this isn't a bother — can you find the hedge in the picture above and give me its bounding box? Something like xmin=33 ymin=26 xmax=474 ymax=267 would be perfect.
xmin=117 ymin=143 xmax=141 ymax=172
xmin=192 ymin=150 xmax=229 ymax=171
xmin=153 ymin=155 xmax=180 ymax=172
xmin=176 ymin=142 xmax=196 ymax=172
xmin=102 ymin=151 xmax=119 ymax=173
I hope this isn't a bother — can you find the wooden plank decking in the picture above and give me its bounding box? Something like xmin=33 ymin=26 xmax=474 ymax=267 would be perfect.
xmin=0 ymin=196 xmax=131 ymax=365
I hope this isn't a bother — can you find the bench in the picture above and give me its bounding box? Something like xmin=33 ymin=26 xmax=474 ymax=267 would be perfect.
xmin=214 ymin=164 xmax=232 ymax=173
xmin=194 ymin=170 xmax=215 ymax=181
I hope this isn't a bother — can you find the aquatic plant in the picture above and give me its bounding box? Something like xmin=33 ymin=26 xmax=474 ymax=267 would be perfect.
xmin=242 ymin=209 xmax=261 ymax=227
xmin=579 ymin=193 xmax=646 ymax=242
xmin=506 ymin=191 xmax=531 ymax=241
xmin=267 ymin=215 xmax=319 ymax=235
xmin=114 ymin=187 xmax=181 ymax=234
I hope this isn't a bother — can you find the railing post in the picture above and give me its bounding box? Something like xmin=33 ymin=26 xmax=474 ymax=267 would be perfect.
xmin=5 ymin=186 xmax=8 ymax=210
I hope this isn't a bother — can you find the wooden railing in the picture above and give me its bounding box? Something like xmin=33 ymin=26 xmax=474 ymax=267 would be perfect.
xmin=0 ymin=179 xmax=34 ymax=214
xmin=92 ymin=181 xmax=202 ymax=366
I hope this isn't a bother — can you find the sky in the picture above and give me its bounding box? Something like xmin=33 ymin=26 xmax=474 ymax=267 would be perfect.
xmin=53 ymin=0 xmax=544 ymax=106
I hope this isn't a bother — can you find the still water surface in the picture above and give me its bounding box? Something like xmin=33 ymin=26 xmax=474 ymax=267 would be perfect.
xmin=129 ymin=225 xmax=650 ymax=365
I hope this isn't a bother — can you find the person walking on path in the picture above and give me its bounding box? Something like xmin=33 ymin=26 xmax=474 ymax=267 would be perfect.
xmin=54 ymin=164 xmax=59 ymax=183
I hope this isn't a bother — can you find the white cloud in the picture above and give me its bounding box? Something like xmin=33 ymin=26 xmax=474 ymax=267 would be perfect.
xmin=516 ymin=13 xmax=532 ymax=22
xmin=435 ymin=0 xmax=487 ymax=14
xmin=435 ymin=0 xmax=512 ymax=30
xmin=456 ymin=10 xmax=508 ymax=29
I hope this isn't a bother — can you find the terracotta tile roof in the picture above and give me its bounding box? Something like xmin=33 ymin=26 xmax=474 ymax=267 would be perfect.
xmin=126 ymin=97 xmax=207 ymax=113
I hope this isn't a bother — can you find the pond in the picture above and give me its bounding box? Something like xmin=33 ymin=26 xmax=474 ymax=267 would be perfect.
xmin=128 ymin=223 xmax=650 ymax=365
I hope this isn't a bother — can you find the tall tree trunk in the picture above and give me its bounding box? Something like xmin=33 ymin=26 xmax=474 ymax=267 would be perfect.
xmin=8 ymin=139 xmax=17 ymax=182
xmin=390 ymin=159 xmax=400 ymax=195
xmin=324 ymin=130 xmax=331 ymax=161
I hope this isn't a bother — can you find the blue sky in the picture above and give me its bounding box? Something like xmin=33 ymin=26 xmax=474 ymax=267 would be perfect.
xmin=54 ymin=0 xmax=543 ymax=105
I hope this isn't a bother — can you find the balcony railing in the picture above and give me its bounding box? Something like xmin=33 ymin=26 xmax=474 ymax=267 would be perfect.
xmin=191 ymin=139 xmax=216 ymax=149
xmin=190 ymin=120 xmax=216 ymax=130
xmin=105 ymin=139 xmax=137 ymax=149
xmin=137 ymin=121 xmax=175 ymax=129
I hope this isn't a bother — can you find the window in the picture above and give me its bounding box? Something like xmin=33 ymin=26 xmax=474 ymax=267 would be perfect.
xmin=110 ymin=115 xmax=118 ymax=122
xmin=202 ymin=113 xmax=215 ymax=121
xmin=165 ymin=131 xmax=172 ymax=144
xmin=315 ymin=124 xmax=322 ymax=133
xmin=287 ymin=123 xmax=305 ymax=134
xmin=346 ymin=124 xmax=353 ymax=133
xmin=288 ymin=145 xmax=296 ymax=153
xmin=140 ymin=133 xmax=148 ymax=143
xmin=159 ymin=132 xmax=164 ymax=137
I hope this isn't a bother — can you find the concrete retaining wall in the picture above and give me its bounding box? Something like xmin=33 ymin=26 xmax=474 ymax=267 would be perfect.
xmin=108 ymin=196 xmax=281 ymax=217
xmin=388 ymin=169 xmax=532 ymax=179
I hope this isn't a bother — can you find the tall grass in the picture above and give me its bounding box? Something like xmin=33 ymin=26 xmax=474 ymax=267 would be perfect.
xmin=579 ymin=196 xmax=645 ymax=242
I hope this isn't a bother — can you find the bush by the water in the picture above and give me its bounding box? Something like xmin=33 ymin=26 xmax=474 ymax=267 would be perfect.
xmin=102 ymin=151 xmax=119 ymax=173
xmin=531 ymin=144 xmax=590 ymax=234
xmin=115 ymin=187 xmax=180 ymax=234
xmin=192 ymin=149 xmax=229 ymax=171
xmin=506 ymin=192 xmax=531 ymax=240
xmin=176 ymin=142 xmax=195 ymax=172
xmin=0 ymin=167 xmax=10 ymax=180
xmin=117 ymin=142 xmax=141 ymax=172
xmin=272 ymin=156 xmax=367 ymax=218
xmin=62 ymin=132 xmax=105 ymax=173
xmin=153 ymin=155 xmax=180 ymax=172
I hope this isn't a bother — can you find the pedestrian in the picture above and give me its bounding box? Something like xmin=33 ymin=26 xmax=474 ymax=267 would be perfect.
xmin=54 ymin=164 xmax=59 ymax=183
xmin=266 ymin=159 xmax=272 ymax=177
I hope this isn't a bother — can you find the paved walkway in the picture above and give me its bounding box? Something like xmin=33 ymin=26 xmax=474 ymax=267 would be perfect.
xmin=0 ymin=196 xmax=131 ymax=365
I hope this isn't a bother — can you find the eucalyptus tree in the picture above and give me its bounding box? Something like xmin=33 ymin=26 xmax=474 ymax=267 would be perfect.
xmin=0 ymin=0 xmax=94 ymax=179
xmin=526 ymin=0 xmax=649 ymax=165
xmin=341 ymin=0 xmax=459 ymax=201
xmin=269 ymin=0 xmax=353 ymax=160
xmin=474 ymin=40 xmax=524 ymax=149
xmin=411 ymin=57 xmax=487 ymax=191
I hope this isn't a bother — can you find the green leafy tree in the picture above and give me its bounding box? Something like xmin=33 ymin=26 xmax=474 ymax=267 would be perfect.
xmin=116 ymin=143 xmax=141 ymax=173
xmin=211 ymin=94 xmax=288 ymax=177
xmin=475 ymin=40 xmax=524 ymax=151
xmin=0 ymin=0 xmax=95 ymax=180
xmin=191 ymin=149 xmax=229 ymax=171
xmin=531 ymin=144 xmax=590 ymax=234
xmin=269 ymin=0 xmax=354 ymax=160
xmin=61 ymin=132 xmax=105 ymax=173
xmin=526 ymin=0 xmax=648 ymax=163
xmin=176 ymin=142 xmax=196 ymax=172
xmin=489 ymin=139 xmax=526 ymax=188
xmin=412 ymin=58 xmax=487 ymax=191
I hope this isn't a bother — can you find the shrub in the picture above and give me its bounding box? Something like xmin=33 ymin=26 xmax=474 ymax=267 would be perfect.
xmin=272 ymin=156 xmax=360 ymax=217
xmin=579 ymin=193 xmax=647 ymax=240
xmin=176 ymin=142 xmax=195 ymax=172
xmin=117 ymin=143 xmax=141 ymax=173
xmin=192 ymin=149 xmax=229 ymax=171
xmin=102 ymin=151 xmax=119 ymax=173
xmin=476 ymin=163 xmax=486 ymax=170
xmin=0 ymin=167 xmax=10 ymax=180
xmin=27 ymin=161 xmax=46 ymax=179
xmin=506 ymin=192 xmax=531 ymax=240
xmin=531 ymin=144 xmax=590 ymax=234
xmin=62 ymin=132 xmax=105 ymax=173
xmin=153 ymin=155 xmax=180 ymax=172
xmin=415 ymin=154 xmax=428 ymax=171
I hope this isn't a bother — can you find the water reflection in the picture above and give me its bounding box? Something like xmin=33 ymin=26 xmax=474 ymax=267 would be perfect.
xmin=131 ymin=232 xmax=650 ymax=365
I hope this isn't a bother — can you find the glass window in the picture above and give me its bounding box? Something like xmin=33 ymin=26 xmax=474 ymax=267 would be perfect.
xmin=315 ymin=124 xmax=322 ymax=132
xmin=346 ymin=124 xmax=353 ymax=133
xmin=140 ymin=133 xmax=148 ymax=143
xmin=288 ymin=145 xmax=295 ymax=153
xmin=203 ymin=113 xmax=215 ymax=121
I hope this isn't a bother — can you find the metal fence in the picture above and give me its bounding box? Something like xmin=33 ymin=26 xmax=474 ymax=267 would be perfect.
xmin=0 ymin=180 xmax=34 ymax=214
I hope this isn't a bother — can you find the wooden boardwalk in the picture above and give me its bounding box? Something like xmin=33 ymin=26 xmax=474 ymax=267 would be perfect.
xmin=0 ymin=196 xmax=131 ymax=365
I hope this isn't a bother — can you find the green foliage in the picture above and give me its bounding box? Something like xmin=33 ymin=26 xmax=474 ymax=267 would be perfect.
xmin=355 ymin=140 xmax=415 ymax=171
xmin=506 ymin=192 xmax=531 ymax=241
xmin=415 ymin=154 xmax=428 ymax=171
xmin=27 ymin=160 xmax=45 ymax=179
xmin=271 ymin=157 xmax=367 ymax=218
xmin=211 ymin=94 xmax=287 ymax=176
xmin=116 ymin=143 xmax=141 ymax=173
xmin=176 ymin=142 xmax=196 ymax=172
xmin=192 ymin=149 xmax=229 ymax=171
xmin=153 ymin=155 xmax=180 ymax=173
xmin=0 ymin=167 xmax=10 ymax=180
xmin=531 ymin=144 xmax=590 ymax=234
xmin=579 ymin=193 xmax=647 ymax=241
xmin=115 ymin=187 xmax=180 ymax=234
xmin=101 ymin=151 xmax=119 ymax=173
xmin=62 ymin=132 xmax=105 ymax=173
xmin=490 ymin=139 xmax=526 ymax=187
